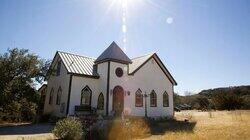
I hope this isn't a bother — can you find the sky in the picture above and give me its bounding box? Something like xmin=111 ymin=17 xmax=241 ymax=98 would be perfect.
xmin=0 ymin=0 xmax=249 ymax=95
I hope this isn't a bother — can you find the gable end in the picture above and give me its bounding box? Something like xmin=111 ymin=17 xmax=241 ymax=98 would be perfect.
xmin=129 ymin=53 xmax=177 ymax=85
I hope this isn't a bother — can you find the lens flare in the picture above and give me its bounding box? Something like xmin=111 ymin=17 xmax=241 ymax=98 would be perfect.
xmin=105 ymin=0 xmax=175 ymax=52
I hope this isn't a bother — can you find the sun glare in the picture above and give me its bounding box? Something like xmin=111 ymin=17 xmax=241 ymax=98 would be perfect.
xmin=108 ymin=0 xmax=141 ymax=10
xmin=105 ymin=0 xmax=174 ymax=52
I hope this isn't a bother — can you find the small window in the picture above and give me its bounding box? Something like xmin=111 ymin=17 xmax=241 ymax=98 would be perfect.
xmin=56 ymin=87 xmax=62 ymax=105
xmin=150 ymin=90 xmax=157 ymax=107
xmin=115 ymin=67 xmax=123 ymax=77
xmin=163 ymin=91 xmax=169 ymax=107
xmin=135 ymin=89 xmax=143 ymax=107
xmin=56 ymin=60 xmax=61 ymax=76
xmin=81 ymin=86 xmax=92 ymax=106
xmin=49 ymin=88 xmax=54 ymax=105
xmin=97 ymin=93 xmax=104 ymax=110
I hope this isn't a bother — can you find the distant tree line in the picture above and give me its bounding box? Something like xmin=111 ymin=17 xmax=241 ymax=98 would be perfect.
xmin=0 ymin=48 xmax=50 ymax=122
xmin=174 ymin=86 xmax=250 ymax=110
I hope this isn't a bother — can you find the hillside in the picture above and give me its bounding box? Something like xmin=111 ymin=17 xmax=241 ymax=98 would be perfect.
xmin=174 ymin=85 xmax=250 ymax=110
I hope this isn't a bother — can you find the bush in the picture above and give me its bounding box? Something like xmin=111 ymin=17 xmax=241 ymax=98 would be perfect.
xmin=20 ymin=98 xmax=37 ymax=121
xmin=52 ymin=117 xmax=83 ymax=140
xmin=212 ymin=91 xmax=244 ymax=110
xmin=3 ymin=101 xmax=22 ymax=122
xmin=0 ymin=99 xmax=37 ymax=122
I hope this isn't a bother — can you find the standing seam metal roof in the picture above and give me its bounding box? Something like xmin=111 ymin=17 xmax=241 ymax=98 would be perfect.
xmin=57 ymin=51 xmax=153 ymax=76
xmin=58 ymin=51 xmax=96 ymax=76
xmin=129 ymin=53 xmax=154 ymax=73
xmin=56 ymin=50 xmax=176 ymax=85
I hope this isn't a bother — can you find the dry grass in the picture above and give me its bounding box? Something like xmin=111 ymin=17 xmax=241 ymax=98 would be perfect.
xmin=1 ymin=110 xmax=249 ymax=140
xmin=107 ymin=110 xmax=250 ymax=140
xmin=138 ymin=110 xmax=250 ymax=140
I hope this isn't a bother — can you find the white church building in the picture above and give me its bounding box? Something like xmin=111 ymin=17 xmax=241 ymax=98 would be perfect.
xmin=43 ymin=42 xmax=177 ymax=118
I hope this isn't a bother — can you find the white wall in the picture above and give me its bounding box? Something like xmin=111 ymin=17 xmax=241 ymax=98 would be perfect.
xmin=109 ymin=58 xmax=174 ymax=117
xmin=44 ymin=54 xmax=174 ymax=118
xmin=68 ymin=62 xmax=109 ymax=116
xmin=43 ymin=55 xmax=70 ymax=117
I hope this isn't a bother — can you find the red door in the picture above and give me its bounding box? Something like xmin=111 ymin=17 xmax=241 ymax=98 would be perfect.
xmin=113 ymin=86 xmax=124 ymax=116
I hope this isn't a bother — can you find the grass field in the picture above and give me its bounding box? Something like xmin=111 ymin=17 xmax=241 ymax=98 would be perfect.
xmin=0 ymin=110 xmax=249 ymax=140
xmin=108 ymin=110 xmax=250 ymax=140
xmin=144 ymin=110 xmax=250 ymax=140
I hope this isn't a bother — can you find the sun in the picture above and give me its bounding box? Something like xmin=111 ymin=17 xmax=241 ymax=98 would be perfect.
xmin=108 ymin=0 xmax=140 ymax=9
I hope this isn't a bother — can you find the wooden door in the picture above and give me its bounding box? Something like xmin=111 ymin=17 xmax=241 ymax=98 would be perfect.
xmin=113 ymin=86 xmax=124 ymax=116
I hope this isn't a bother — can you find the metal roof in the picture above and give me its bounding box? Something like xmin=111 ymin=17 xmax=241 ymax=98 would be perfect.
xmin=95 ymin=42 xmax=132 ymax=64
xmin=55 ymin=47 xmax=176 ymax=85
xmin=129 ymin=53 xmax=177 ymax=85
xmin=129 ymin=53 xmax=154 ymax=73
xmin=58 ymin=51 xmax=97 ymax=76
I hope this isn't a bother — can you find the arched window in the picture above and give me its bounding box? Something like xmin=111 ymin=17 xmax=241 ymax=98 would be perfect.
xmin=163 ymin=91 xmax=169 ymax=107
xmin=49 ymin=88 xmax=54 ymax=105
xmin=81 ymin=86 xmax=92 ymax=106
xmin=135 ymin=89 xmax=143 ymax=107
xmin=56 ymin=87 xmax=62 ymax=105
xmin=150 ymin=90 xmax=157 ymax=107
xmin=97 ymin=93 xmax=104 ymax=110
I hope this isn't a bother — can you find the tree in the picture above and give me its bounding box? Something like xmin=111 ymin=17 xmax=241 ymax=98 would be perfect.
xmin=211 ymin=90 xmax=244 ymax=110
xmin=0 ymin=48 xmax=50 ymax=122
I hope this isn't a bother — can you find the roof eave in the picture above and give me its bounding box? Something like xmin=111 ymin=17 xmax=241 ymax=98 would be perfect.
xmin=68 ymin=72 xmax=100 ymax=79
xmin=95 ymin=58 xmax=132 ymax=65
xmin=129 ymin=53 xmax=177 ymax=86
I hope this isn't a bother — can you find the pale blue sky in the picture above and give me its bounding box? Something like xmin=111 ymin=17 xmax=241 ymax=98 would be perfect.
xmin=0 ymin=0 xmax=249 ymax=95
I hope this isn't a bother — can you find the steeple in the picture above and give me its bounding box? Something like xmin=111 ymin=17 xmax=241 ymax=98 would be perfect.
xmin=95 ymin=41 xmax=132 ymax=64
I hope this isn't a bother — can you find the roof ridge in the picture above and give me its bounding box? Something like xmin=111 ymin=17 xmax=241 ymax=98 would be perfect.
xmin=131 ymin=52 xmax=155 ymax=60
xmin=57 ymin=51 xmax=96 ymax=60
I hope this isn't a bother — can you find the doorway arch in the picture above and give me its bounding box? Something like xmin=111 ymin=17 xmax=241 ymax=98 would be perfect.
xmin=112 ymin=86 xmax=124 ymax=116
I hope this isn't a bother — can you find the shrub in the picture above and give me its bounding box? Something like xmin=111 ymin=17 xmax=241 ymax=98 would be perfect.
xmin=52 ymin=117 xmax=83 ymax=140
xmin=0 ymin=98 xmax=37 ymax=122
xmin=20 ymin=98 xmax=37 ymax=121
xmin=212 ymin=91 xmax=244 ymax=110
xmin=4 ymin=101 xmax=22 ymax=122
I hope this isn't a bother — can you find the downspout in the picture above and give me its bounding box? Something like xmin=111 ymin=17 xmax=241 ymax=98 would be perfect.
xmin=66 ymin=74 xmax=73 ymax=116
xmin=106 ymin=62 xmax=111 ymax=116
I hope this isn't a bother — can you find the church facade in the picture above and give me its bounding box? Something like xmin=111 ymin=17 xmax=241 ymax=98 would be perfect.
xmin=43 ymin=42 xmax=177 ymax=117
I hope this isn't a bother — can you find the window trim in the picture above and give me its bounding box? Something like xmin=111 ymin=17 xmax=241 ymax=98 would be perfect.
xmin=115 ymin=67 xmax=123 ymax=77
xmin=49 ymin=88 xmax=54 ymax=105
xmin=150 ymin=90 xmax=157 ymax=107
xmin=56 ymin=87 xmax=62 ymax=105
xmin=81 ymin=85 xmax=92 ymax=106
xmin=135 ymin=89 xmax=143 ymax=107
xmin=97 ymin=92 xmax=104 ymax=110
xmin=163 ymin=91 xmax=169 ymax=107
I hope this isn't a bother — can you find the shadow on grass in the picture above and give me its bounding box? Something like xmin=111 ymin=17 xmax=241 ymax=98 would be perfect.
xmin=0 ymin=123 xmax=54 ymax=135
xmin=102 ymin=117 xmax=197 ymax=140
xmin=146 ymin=119 xmax=197 ymax=135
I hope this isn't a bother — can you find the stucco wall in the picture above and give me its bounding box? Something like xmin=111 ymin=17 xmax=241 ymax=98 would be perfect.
xmin=68 ymin=62 xmax=108 ymax=116
xmin=43 ymin=55 xmax=70 ymax=117
xmin=44 ymin=54 xmax=174 ymax=118
xmin=109 ymin=58 xmax=174 ymax=117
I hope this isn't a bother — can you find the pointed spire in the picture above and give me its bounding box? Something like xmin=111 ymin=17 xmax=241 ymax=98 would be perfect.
xmin=95 ymin=41 xmax=132 ymax=64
